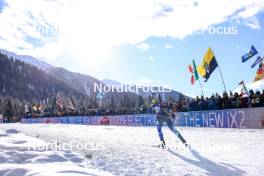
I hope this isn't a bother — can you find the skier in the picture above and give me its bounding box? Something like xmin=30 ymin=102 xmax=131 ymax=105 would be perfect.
xmin=152 ymin=101 xmax=188 ymax=148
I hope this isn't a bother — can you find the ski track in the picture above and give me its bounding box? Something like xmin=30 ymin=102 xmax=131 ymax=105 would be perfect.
xmin=0 ymin=123 xmax=264 ymax=176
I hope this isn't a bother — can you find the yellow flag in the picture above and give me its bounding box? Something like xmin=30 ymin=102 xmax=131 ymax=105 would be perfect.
xmin=203 ymin=47 xmax=215 ymax=66
xmin=197 ymin=47 xmax=218 ymax=81
xmin=197 ymin=65 xmax=206 ymax=77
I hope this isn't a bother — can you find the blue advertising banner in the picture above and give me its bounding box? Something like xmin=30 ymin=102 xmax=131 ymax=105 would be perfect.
xmin=21 ymin=108 xmax=264 ymax=128
xmin=21 ymin=114 xmax=157 ymax=126
xmin=175 ymin=107 xmax=264 ymax=128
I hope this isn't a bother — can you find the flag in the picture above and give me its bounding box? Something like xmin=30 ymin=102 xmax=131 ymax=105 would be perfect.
xmin=238 ymin=80 xmax=244 ymax=85
xmin=188 ymin=65 xmax=193 ymax=73
xmin=197 ymin=47 xmax=218 ymax=82
xmin=32 ymin=105 xmax=38 ymax=112
xmin=188 ymin=65 xmax=195 ymax=85
xmin=242 ymin=45 xmax=258 ymax=63
xmin=254 ymin=62 xmax=264 ymax=82
xmin=251 ymin=56 xmax=263 ymax=68
xmin=68 ymin=98 xmax=75 ymax=110
xmin=56 ymin=96 xmax=64 ymax=110
xmin=191 ymin=75 xmax=195 ymax=85
xmin=257 ymin=62 xmax=264 ymax=74
xmin=192 ymin=60 xmax=199 ymax=80
xmin=239 ymin=81 xmax=249 ymax=97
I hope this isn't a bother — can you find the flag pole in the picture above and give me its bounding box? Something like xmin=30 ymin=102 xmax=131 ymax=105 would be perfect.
xmin=192 ymin=59 xmax=204 ymax=97
xmin=198 ymin=78 xmax=204 ymax=97
xmin=217 ymin=63 xmax=227 ymax=92
xmin=210 ymin=47 xmax=227 ymax=92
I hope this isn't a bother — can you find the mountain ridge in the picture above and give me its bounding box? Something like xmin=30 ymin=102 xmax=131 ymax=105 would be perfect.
xmin=0 ymin=49 xmax=53 ymax=70
xmin=0 ymin=48 xmax=189 ymax=105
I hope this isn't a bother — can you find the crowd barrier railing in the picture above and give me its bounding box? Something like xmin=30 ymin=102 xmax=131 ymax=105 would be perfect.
xmin=21 ymin=107 xmax=264 ymax=129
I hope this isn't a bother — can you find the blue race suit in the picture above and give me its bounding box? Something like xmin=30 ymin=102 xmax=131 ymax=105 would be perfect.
xmin=154 ymin=106 xmax=187 ymax=145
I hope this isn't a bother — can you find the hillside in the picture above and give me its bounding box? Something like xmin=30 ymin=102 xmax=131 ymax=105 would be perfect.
xmin=47 ymin=67 xmax=101 ymax=97
xmin=0 ymin=49 xmax=53 ymax=70
xmin=0 ymin=53 xmax=85 ymax=102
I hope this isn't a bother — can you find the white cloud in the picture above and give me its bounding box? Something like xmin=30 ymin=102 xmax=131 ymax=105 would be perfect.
xmin=246 ymin=80 xmax=264 ymax=91
xmin=136 ymin=43 xmax=151 ymax=51
xmin=0 ymin=0 xmax=264 ymax=68
xmin=148 ymin=56 xmax=155 ymax=62
xmin=236 ymin=2 xmax=264 ymax=18
xmin=242 ymin=16 xmax=261 ymax=30
xmin=164 ymin=44 xmax=174 ymax=49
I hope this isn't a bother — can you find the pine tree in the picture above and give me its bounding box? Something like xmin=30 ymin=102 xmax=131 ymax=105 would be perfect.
xmin=4 ymin=98 xmax=14 ymax=122
xmin=110 ymin=95 xmax=115 ymax=109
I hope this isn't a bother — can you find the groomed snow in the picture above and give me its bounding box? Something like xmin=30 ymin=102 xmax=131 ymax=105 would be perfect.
xmin=0 ymin=124 xmax=263 ymax=176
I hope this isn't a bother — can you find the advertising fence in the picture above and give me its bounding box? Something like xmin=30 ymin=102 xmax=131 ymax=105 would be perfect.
xmin=21 ymin=114 xmax=157 ymax=126
xmin=175 ymin=107 xmax=264 ymax=128
xmin=21 ymin=107 xmax=264 ymax=128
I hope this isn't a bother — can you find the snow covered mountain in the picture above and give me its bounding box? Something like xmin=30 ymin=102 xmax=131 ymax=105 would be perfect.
xmin=101 ymin=79 xmax=122 ymax=86
xmin=0 ymin=49 xmax=189 ymax=105
xmin=0 ymin=53 xmax=85 ymax=102
xmin=0 ymin=49 xmax=53 ymax=70
xmin=47 ymin=67 xmax=102 ymax=97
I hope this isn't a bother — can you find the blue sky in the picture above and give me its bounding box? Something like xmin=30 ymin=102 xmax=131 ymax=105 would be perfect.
xmin=110 ymin=14 xmax=264 ymax=96
xmin=0 ymin=0 xmax=7 ymax=13
xmin=0 ymin=0 xmax=264 ymax=97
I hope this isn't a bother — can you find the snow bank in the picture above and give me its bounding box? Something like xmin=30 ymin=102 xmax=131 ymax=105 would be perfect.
xmin=0 ymin=124 xmax=263 ymax=176
xmin=0 ymin=127 xmax=113 ymax=176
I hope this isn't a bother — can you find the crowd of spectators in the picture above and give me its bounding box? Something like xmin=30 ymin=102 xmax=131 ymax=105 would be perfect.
xmin=186 ymin=90 xmax=264 ymax=112
xmin=24 ymin=106 xmax=147 ymax=119
xmin=4 ymin=89 xmax=264 ymax=121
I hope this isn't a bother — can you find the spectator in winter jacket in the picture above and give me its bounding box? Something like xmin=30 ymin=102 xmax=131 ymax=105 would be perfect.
xmin=221 ymin=92 xmax=229 ymax=109
xmin=208 ymin=95 xmax=216 ymax=110
xmin=233 ymin=93 xmax=241 ymax=108
xmin=260 ymin=90 xmax=264 ymax=107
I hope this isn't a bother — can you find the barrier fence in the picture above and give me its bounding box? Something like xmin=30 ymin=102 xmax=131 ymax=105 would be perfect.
xmin=21 ymin=107 xmax=264 ymax=129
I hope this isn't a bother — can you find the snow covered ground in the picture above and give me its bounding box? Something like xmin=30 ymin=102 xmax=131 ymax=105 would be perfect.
xmin=0 ymin=124 xmax=263 ymax=176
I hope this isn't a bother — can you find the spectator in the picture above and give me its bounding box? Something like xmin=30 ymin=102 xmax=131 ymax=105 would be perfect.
xmin=233 ymin=92 xmax=240 ymax=108
xmin=254 ymin=91 xmax=261 ymax=107
xmin=260 ymin=90 xmax=264 ymax=107
xmin=221 ymin=92 xmax=229 ymax=109
xmin=208 ymin=95 xmax=216 ymax=110
xmin=189 ymin=99 xmax=198 ymax=111
xmin=239 ymin=93 xmax=249 ymax=108
xmin=249 ymin=90 xmax=255 ymax=108
xmin=199 ymin=96 xmax=207 ymax=110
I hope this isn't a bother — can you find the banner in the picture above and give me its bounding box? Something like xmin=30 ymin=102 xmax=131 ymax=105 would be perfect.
xmin=242 ymin=45 xmax=258 ymax=63
xmin=21 ymin=108 xmax=264 ymax=129
xmin=21 ymin=114 xmax=156 ymax=126
xmin=174 ymin=107 xmax=264 ymax=128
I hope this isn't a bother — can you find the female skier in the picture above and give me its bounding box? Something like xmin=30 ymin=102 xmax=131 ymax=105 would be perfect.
xmin=152 ymin=102 xmax=187 ymax=148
